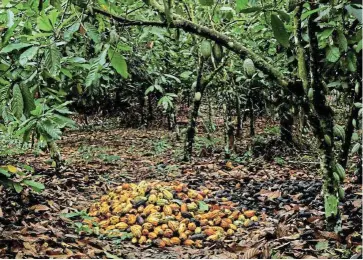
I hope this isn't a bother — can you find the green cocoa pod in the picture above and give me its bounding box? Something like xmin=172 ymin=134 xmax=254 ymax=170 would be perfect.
xmin=338 ymin=187 xmax=345 ymax=200
xmin=333 ymin=172 xmax=340 ymax=183
xmin=324 ymin=134 xmax=332 ymax=146
xmin=200 ymin=40 xmax=212 ymax=59
xmin=335 ymin=163 xmax=346 ymax=181
xmin=333 ymin=125 xmax=345 ymax=141
xmin=212 ymin=43 xmax=223 ymax=63
xmin=243 ymin=58 xmax=255 ymax=77
xmin=308 ymin=88 xmax=314 ymax=100
xmin=355 ymin=81 xmax=360 ymax=94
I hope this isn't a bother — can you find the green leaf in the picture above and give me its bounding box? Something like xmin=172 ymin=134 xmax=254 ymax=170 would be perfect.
xmin=198 ymin=201 xmax=209 ymax=212
xmin=45 ymin=44 xmax=61 ymax=77
xmin=22 ymin=180 xmax=45 ymax=192
xmin=276 ymin=10 xmax=290 ymax=22
xmin=315 ymin=241 xmax=329 ymax=251
xmin=0 ymin=168 xmax=11 ymax=177
xmin=301 ymin=7 xmax=326 ymax=20
xmin=337 ymin=29 xmax=347 ymax=52
xmin=271 ymin=13 xmax=290 ymax=48
xmin=0 ymin=43 xmax=33 ymax=54
xmin=13 ymin=182 xmax=23 ymax=193
xmin=199 ymin=0 xmax=214 ymax=6
xmin=320 ymin=28 xmax=334 ymax=39
xmin=37 ymin=15 xmax=53 ymax=31
xmin=239 ymin=7 xmax=262 ymax=13
xmin=12 ymin=85 xmax=24 ymax=119
xmin=20 ymin=85 xmax=35 ymax=116
xmin=108 ymin=49 xmax=128 ymax=79
xmin=324 ymin=194 xmax=338 ymax=218
xmin=64 ymin=22 xmax=80 ymax=41
xmin=2 ymin=20 xmax=19 ymax=46
xmin=347 ymin=52 xmax=357 ymax=72
xmin=345 ymin=5 xmax=362 ymax=24
xmin=84 ymin=22 xmax=100 ymax=43
xmin=19 ymin=46 xmax=39 ymax=66
xmin=236 ymin=0 xmax=248 ymax=11
xmin=104 ymin=251 xmax=119 ymax=259
xmin=326 ymin=46 xmax=340 ymax=62
xmin=351 ymin=143 xmax=360 ymax=154
xmin=85 ymin=60 xmax=100 ymax=87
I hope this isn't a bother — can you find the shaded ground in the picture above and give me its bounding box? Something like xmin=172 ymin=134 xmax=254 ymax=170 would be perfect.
xmin=0 ymin=119 xmax=362 ymax=259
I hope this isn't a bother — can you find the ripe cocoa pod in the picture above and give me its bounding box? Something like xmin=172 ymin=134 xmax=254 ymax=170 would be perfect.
xmin=162 ymin=238 xmax=172 ymax=246
xmin=163 ymin=205 xmax=173 ymax=215
xmin=229 ymin=223 xmax=237 ymax=230
xmin=244 ymin=210 xmax=255 ymax=218
xmin=168 ymin=221 xmax=179 ymax=232
xmin=178 ymin=223 xmax=187 ymax=234
xmin=130 ymin=225 xmax=142 ymax=238
xmin=148 ymin=232 xmax=158 ymax=240
xmin=183 ymin=239 xmax=194 ymax=246
xmin=170 ymin=237 xmax=181 ymax=245
xmin=204 ymin=228 xmax=216 ymax=236
xmin=148 ymin=194 xmax=157 ymax=204
xmin=221 ymin=218 xmax=232 ymax=228
xmin=162 ymin=189 xmax=174 ymax=200
xmin=142 ymin=229 xmax=149 ymax=236
xmin=163 ymin=229 xmax=174 ymax=238
xmin=109 ymin=216 xmax=120 ymax=225
xmin=179 ymin=232 xmax=188 ymax=241
xmin=142 ymin=223 xmax=153 ymax=230
xmin=188 ymin=222 xmax=197 ymax=231
xmin=195 ymin=240 xmax=203 ymax=248
xmin=127 ymin=214 xmax=137 ymax=225
xmin=250 ymin=216 xmax=258 ymax=222
xmin=115 ymin=222 xmax=128 ymax=231
xmin=154 ymin=226 xmax=164 ymax=235
xmin=194 ymin=227 xmax=202 ymax=234
xmin=138 ymin=235 xmax=147 ymax=244
xmin=180 ymin=203 xmax=188 ymax=213
xmin=226 ymin=228 xmax=234 ymax=236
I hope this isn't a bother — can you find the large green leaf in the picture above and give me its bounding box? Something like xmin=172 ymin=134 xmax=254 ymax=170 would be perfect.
xmin=84 ymin=22 xmax=101 ymax=43
xmin=324 ymin=194 xmax=338 ymax=218
xmin=19 ymin=46 xmax=39 ymax=66
xmin=236 ymin=0 xmax=248 ymax=11
xmin=0 ymin=43 xmax=33 ymax=54
xmin=108 ymin=49 xmax=128 ymax=79
xmin=199 ymin=0 xmax=214 ymax=6
xmin=345 ymin=5 xmax=362 ymax=24
xmin=11 ymin=85 xmax=24 ymax=119
xmin=45 ymin=44 xmax=61 ymax=77
xmin=270 ymin=13 xmax=290 ymax=48
xmin=85 ymin=59 xmax=101 ymax=87
xmin=22 ymin=180 xmax=45 ymax=192
xmin=37 ymin=15 xmax=53 ymax=31
xmin=326 ymin=46 xmax=340 ymax=62
xmin=20 ymin=85 xmax=35 ymax=116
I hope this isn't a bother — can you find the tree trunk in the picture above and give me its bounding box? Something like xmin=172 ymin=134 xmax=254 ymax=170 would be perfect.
xmin=340 ymin=81 xmax=362 ymax=168
xmin=280 ymin=103 xmax=294 ymax=143
xmin=236 ymin=96 xmax=242 ymax=138
xmin=184 ymin=58 xmax=204 ymax=162
xmin=249 ymin=99 xmax=255 ymax=138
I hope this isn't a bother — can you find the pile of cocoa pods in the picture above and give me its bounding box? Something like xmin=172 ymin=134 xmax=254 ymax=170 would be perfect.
xmin=85 ymin=181 xmax=258 ymax=247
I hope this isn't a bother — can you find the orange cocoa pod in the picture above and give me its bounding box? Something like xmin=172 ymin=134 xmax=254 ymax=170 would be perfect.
xmin=148 ymin=232 xmax=158 ymax=240
xmin=161 ymin=224 xmax=169 ymax=230
xmin=180 ymin=203 xmax=188 ymax=212
xmin=220 ymin=218 xmax=232 ymax=228
xmin=168 ymin=221 xmax=179 ymax=232
xmin=179 ymin=233 xmax=188 ymax=241
xmin=127 ymin=214 xmax=137 ymax=225
xmin=170 ymin=237 xmax=181 ymax=245
xmin=163 ymin=229 xmax=173 ymax=238
xmin=183 ymin=239 xmax=194 ymax=246
xmin=244 ymin=210 xmax=256 ymax=218
xmin=195 ymin=240 xmax=203 ymax=248
xmin=187 ymin=222 xmax=197 ymax=231
xmin=158 ymin=239 xmax=166 ymax=248
xmin=204 ymin=228 xmax=216 ymax=236
xmin=142 ymin=229 xmax=149 ymax=236
xmin=162 ymin=238 xmax=172 ymax=246
xmin=163 ymin=205 xmax=173 ymax=215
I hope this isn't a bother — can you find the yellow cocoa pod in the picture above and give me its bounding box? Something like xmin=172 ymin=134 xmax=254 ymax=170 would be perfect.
xmin=178 ymin=223 xmax=186 ymax=234
xmin=250 ymin=216 xmax=258 ymax=222
xmin=154 ymin=226 xmax=164 ymax=235
xmin=130 ymin=225 xmax=142 ymax=238
xmin=187 ymin=202 xmax=198 ymax=211
xmin=229 ymin=224 xmax=237 ymax=231
xmin=142 ymin=223 xmax=153 ymax=230
xmin=169 ymin=203 xmax=180 ymax=211
xmin=170 ymin=237 xmax=181 ymax=245
xmin=226 ymin=229 xmax=234 ymax=236
xmin=143 ymin=204 xmax=155 ymax=215
xmin=195 ymin=227 xmax=202 ymax=234
xmin=238 ymin=214 xmax=246 ymax=221
xmin=115 ymin=222 xmax=128 ymax=231
xmin=162 ymin=189 xmax=174 ymax=200
xmin=163 ymin=205 xmax=173 ymax=215
xmin=168 ymin=221 xmax=179 ymax=232
xmin=207 ymin=233 xmax=221 ymax=241
xmin=243 ymin=219 xmax=251 ymax=227
xmin=214 ymin=216 xmax=222 ymax=225
xmin=148 ymin=194 xmax=157 ymax=204
xmin=127 ymin=214 xmax=137 ymax=225
xmin=138 ymin=235 xmax=147 ymax=244
xmin=131 ymin=237 xmax=138 ymax=244
xmin=156 ymin=199 xmax=168 ymax=206
xmin=109 ymin=216 xmax=120 ymax=225
xmin=162 ymin=238 xmax=172 ymax=246
xmin=195 ymin=240 xmax=203 ymax=248
xmin=121 ymin=203 xmax=133 ymax=214
xmin=179 ymin=233 xmax=188 ymax=241
xmin=157 ymin=239 xmax=166 ymax=248
xmin=105 ymin=225 xmax=115 ymax=230
xmin=148 ymin=232 xmax=158 ymax=240
xmin=99 ymin=220 xmax=110 ymax=228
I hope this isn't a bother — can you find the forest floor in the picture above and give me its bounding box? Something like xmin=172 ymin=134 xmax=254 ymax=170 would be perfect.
xmin=0 ymin=118 xmax=362 ymax=259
